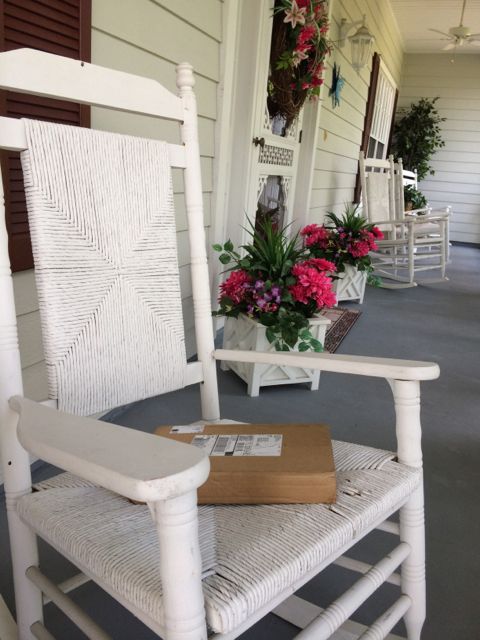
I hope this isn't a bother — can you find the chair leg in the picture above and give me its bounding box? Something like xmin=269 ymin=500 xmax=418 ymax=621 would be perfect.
xmin=6 ymin=499 xmax=43 ymax=639
xmin=407 ymin=227 xmax=415 ymax=285
xmin=399 ymin=484 xmax=426 ymax=640
xmin=149 ymin=492 xmax=208 ymax=640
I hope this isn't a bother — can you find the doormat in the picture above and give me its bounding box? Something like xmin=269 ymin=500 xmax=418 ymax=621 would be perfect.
xmin=319 ymin=307 xmax=362 ymax=353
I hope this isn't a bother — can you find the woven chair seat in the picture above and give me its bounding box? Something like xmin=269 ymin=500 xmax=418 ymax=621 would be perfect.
xmin=19 ymin=441 xmax=420 ymax=635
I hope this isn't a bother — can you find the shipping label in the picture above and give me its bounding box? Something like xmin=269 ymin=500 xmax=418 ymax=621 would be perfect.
xmin=190 ymin=434 xmax=283 ymax=457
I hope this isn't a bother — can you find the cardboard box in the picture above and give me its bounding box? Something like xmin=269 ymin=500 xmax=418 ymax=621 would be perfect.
xmin=154 ymin=423 xmax=336 ymax=504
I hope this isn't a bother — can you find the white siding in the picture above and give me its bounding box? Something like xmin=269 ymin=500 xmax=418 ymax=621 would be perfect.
xmin=309 ymin=0 xmax=404 ymax=223
xmin=12 ymin=0 xmax=223 ymax=400
xmin=398 ymin=54 xmax=480 ymax=244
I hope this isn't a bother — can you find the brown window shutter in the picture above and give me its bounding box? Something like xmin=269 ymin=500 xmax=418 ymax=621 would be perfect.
xmin=0 ymin=0 xmax=92 ymax=272
xmin=353 ymin=52 xmax=381 ymax=204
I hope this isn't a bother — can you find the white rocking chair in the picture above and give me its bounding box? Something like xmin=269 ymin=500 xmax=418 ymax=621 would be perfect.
xmin=0 ymin=49 xmax=439 ymax=640
xmin=394 ymin=157 xmax=451 ymax=265
xmin=358 ymin=152 xmax=447 ymax=288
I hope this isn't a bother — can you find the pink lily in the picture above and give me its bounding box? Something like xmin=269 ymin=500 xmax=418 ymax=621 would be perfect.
xmin=283 ymin=1 xmax=307 ymax=28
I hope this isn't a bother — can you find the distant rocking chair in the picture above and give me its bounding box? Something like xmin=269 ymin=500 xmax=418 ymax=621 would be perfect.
xmin=359 ymin=151 xmax=448 ymax=289
xmin=0 ymin=50 xmax=439 ymax=640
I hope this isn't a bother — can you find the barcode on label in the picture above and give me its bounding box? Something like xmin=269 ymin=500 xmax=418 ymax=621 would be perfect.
xmin=211 ymin=435 xmax=237 ymax=456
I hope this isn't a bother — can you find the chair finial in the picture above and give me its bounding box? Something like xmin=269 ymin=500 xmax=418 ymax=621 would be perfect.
xmin=176 ymin=62 xmax=195 ymax=93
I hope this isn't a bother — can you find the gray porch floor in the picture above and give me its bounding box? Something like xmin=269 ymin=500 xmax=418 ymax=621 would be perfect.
xmin=1 ymin=244 xmax=479 ymax=639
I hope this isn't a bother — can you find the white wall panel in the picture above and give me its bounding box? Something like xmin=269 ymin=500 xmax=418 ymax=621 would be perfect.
xmin=398 ymin=54 xmax=480 ymax=243
xmin=310 ymin=0 xmax=404 ymax=223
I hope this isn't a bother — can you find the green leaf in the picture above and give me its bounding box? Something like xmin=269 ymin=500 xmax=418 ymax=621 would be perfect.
xmin=212 ymin=244 xmax=223 ymax=252
xmin=282 ymin=327 xmax=298 ymax=349
xmin=220 ymin=295 xmax=234 ymax=306
xmin=224 ymin=240 xmax=234 ymax=252
xmin=265 ymin=327 xmax=276 ymax=344
xmin=298 ymin=342 xmax=309 ymax=352
xmin=219 ymin=253 xmax=231 ymax=265
xmin=310 ymin=338 xmax=323 ymax=352
xmin=259 ymin=313 xmax=276 ymax=326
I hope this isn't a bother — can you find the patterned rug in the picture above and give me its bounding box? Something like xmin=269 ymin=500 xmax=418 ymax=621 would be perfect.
xmin=320 ymin=307 xmax=362 ymax=353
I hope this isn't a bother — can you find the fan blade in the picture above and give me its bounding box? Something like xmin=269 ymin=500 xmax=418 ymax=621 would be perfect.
xmin=469 ymin=38 xmax=480 ymax=46
xmin=443 ymin=42 xmax=456 ymax=50
xmin=468 ymin=32 xmax=480 ymax=37
xmin=429 ymin=28 xmax=453 ymax=37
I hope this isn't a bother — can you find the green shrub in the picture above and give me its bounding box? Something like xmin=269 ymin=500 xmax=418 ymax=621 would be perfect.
xmin=390 ymin=97 xmax=445 ymax=181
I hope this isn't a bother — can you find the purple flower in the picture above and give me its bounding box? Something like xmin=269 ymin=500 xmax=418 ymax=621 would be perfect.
xmin=255 ymin=280 xmax=264 ymax=290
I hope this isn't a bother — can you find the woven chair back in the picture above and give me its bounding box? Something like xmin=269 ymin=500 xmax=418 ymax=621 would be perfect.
xmin=21 ymin=120 xmax=187 ymax=415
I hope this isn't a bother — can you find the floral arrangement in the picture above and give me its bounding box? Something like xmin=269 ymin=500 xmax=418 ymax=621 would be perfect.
xmin=213 ymin=219 xmax=336 ymax=352
xmin=268 ymin=0 xmax=332 ymax=127
xmin=300 ymin=205 xmax=384 ymax=275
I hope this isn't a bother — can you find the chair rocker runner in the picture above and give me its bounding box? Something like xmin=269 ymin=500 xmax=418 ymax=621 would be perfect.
xmin=358 ymin=151 xmax=448 ymax=289
xmin=0 ymin=49 xmax=439 ymax=640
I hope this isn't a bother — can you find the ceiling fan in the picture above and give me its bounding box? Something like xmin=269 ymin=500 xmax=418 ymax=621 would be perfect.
xmin=428 ymin=0 xmax=480 ymax=49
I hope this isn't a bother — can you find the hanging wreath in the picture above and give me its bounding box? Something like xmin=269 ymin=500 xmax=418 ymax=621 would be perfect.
xmin=268 ymin=0 xmax=332 ymax=129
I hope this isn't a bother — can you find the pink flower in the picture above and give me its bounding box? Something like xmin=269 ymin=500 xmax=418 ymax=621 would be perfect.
xmin=301 ymin=223 xmax=321 ymax=236
xmin=310 ymin=76 xmax=323 ymax=87
xmin=283 ymin=0 xmax=307 ymax=28
xmin=371 ymin=226 xmax=384 ymax=239
xmin=293 ymin=45 xmax=311 ymax=66
xmin=298 ymin=24 xmax=317 ymax=45
xmin=304 ymin=257 xmax=336 ymax=272
xmin=219 ymin=270 xmax=251 ymax=304
xmin=289 ymin=263 xmax=336 ymax=309
xmin=301 ymin=224 xmax=330 ymax=248
xmin=348 ymin=240 xmax=371 ymax=258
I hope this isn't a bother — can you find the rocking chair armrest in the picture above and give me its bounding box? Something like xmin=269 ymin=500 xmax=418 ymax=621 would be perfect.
xmin=214 ymin=349 xmax=440 ymax=381
xmin=427 ymin=206 xmax=451 ymax=218
xmin=9 ymin=396 xmax=210 ymax=502
xmin=406 ymin=208 xmax=450 ymax=220
xmin=371 ymin=218 xmax=411 ymax=226
xmin=411 ymin=214 xmax=447 ymax=224
xmin=405 ymin=207 xmax=431 ymax=216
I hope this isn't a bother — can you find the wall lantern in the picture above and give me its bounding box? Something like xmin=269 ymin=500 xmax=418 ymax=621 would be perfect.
xmin=339 ymin=15 xmax=375 ymax=72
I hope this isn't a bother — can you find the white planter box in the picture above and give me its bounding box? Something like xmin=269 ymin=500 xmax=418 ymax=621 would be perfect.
xmin=221 ymin=314 xmax=331 ymax=397
xmin=332 ymin=264 xmax=367 ymax=304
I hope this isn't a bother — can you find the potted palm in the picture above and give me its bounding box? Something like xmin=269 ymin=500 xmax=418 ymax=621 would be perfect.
xmin=300 ymin=205 xmax=384 ymax=303
xmin=213 ymin=219 xmax=335 ymax=396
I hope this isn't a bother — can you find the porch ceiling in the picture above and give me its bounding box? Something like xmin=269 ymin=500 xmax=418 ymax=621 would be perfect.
xmin=390 ymin=0 xmax=480 ymax=53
